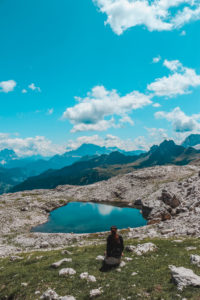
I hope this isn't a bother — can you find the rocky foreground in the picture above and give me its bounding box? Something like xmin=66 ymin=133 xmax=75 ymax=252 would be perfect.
xmin=0 ymin=165 xmax=200 ymax=257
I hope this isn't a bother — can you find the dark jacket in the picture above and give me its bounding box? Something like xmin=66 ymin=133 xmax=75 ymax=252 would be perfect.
xmin=106 ymin=234 xmax=124 ymax=258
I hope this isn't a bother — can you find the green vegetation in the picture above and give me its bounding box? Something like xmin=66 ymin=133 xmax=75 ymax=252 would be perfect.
xmin=1 ymin=238 xmax=200 ymax=299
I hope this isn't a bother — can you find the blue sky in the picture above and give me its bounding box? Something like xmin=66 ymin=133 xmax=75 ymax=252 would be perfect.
xmin=0 ymin=0 xmax=200 ymax=156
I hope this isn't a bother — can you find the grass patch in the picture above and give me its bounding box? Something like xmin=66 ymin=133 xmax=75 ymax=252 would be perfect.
xmin=1 ymin=238 xmax=200 ymax=299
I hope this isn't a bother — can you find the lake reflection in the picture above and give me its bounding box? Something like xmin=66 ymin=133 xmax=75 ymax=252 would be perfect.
xmin=32 ymin=202 xmax=147 ymax=234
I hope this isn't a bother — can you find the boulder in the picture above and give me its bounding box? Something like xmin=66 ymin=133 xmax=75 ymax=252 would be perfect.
xmin=169 ymin=265 xmax=200 ymax=291
xmin=59 ymin=268 xmax=76 ymax=277
xmin=51 ymin=258 xmax=72 ymax=268
xmin=191 ymin=255 xmax=200 ymax=267
xmin=159 ymin=191 xmax=180 ymax=208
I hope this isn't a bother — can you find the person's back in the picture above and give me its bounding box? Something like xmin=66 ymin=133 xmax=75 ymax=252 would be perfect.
xmin=100 ymin=225 xmax=124 ymax=271
xmin=106 ymin=233 xmax=124 ymax=258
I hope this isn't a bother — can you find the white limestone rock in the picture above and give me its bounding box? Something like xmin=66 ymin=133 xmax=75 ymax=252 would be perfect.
xmin=80 ymin=272 xmax=96 ymax=282
xmin=119 ymin=261 xmax=126 ymax=267
xmin=127 ymin=243 xmax=157 ymax=256
xmin=131 ymin=272 xmax=138 ymax=276
xmin=59 ymin=268 xmax=76 ymax=277
xmin=191 ymin=255 xmax=200 ymax=267
xmin=89 ymin=288 xmax=103 ymax=298
xmin=10 ymin=255 xmax=23 ymax=261
xmin=51 ymin=258 xmax=72 ymax=268
xmin=96 ymin=255 xmax=104 ymax=261
xmin=40 ymin=288 xmax=59 ymax=300
xmin=59 ymin=297 xmax=76 ymax=300
xmin=40 ymin=241 xmax=49 ymax=248
xmin=186 ymin=247 xmax=197 ymax=251
xmin=125 ymin=257 xmax=133 ymax=261
xmin=169 ymin=265 xmax=200 ymax=291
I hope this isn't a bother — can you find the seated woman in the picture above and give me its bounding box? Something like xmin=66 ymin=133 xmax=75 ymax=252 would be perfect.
xmin=100 ymin=225 xmax=124 ymax=271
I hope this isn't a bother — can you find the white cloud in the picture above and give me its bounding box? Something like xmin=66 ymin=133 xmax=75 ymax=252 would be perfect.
xmin=0 ymin=80 xmax=16 ymax=93
xmin=93 ymin=0 xmax=200 ymax=34
xmin=152 ymin=103 xmax=161 ymax=107
xmin=62 ymin=85 xmax=152 ymax=132
xmin=28 ymin=83 xmax=41 ymax=92
xmin=147 ymin=59 xmax=200 ymax=97
xmin=22 ymin=89 xmax=27 ymax=94
xmin=0 ymin=134 xmax=65 ymax=157
xmin=152 ymin=56 xmax=161 ymax=63
xmin=172 ymin=5 xmax=200 ymax=28
xmin=163 ymin=59 xmax=182 ymax=71
xmin=155 ymin=107 xmax=200 ymax=132
xmin=145 ymin=127 xmax=168 ymax=141
xmin=47 ymin=108 xmax=54 ymax=115
xmin=180 ymin=30 xmax=186 ymax=35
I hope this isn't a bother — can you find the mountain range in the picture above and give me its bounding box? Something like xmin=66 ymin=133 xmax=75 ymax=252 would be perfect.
xmin=10 ymin=138 xmax=200 ymax=193
xmin=0 ymin=144 xmax=145 ymax=194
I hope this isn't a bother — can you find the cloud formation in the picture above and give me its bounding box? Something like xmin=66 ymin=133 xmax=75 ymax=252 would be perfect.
xmin=28 ymin=83 xmax=41 ymax=92
xmin=0 ymin=80 xmax=17 ymax=93
xmin=155 ymin=107 xmax=200 ymax=132
xmin=147 ymin=59 xmax=200 ymax=97
xmin=93 ymin=0 xmax=200 ymax=34
xmin=62 ymin=85 xmax=152 ymax=132
xmin=0 ymin=134 xmax=65 ymax=157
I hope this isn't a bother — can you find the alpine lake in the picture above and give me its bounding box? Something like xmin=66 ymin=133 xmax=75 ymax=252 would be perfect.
xmin=32 ymin=202 xmax=147 ymax=234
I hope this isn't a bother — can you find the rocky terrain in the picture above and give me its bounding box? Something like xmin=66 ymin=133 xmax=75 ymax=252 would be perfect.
xmin=0 ymin=164 xmax=200 ymax=258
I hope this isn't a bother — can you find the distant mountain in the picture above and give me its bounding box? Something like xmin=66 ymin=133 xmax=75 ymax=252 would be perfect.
xmin=10 ymin=140 xmax=200 ymax=193
xmin=3 ymin=144 xmax=145 ymax=174
xmin=10 ymin=151 xmax=139 ymax=192
xmin=0 ymin=149 xmax=18 ymax=165
xmin=182 ymin=134 xmax=200 ymax=148
xmin=0 ymin=166 xmax=28 ymax=194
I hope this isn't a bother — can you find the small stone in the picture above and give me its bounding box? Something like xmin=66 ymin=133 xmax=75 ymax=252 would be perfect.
xmin=61 ymin=250 xmax=73 ymax=255
xmin=59 ymin=268 xmax=76 ymax=276
xmin=131 ymin=272 xmax=138 ymax=276
xmin=186 ymin=247 xmax=197 ymax=251
xmin=40 ymin=288 xmax=59 ymax=299
xmin=89 ymin=288 xmax=103 ymax=298
xmin=119 ymin=261 xmax=126 ymax=267
xmin=96 ymin=255 xmax=104 ymax=261
xmin=191 ymin=254 xmax=200 ymax=267
xmin=35 ymin=291 xmax=41 ymax=295
xmin=124 ymin=257 xmax=133 ymax=261
xmin=51 ymin=258 xmax=72 ymax=268
xmin=40 ymin=241 xmax=49 ymax=248
xmin=59 ymin=297 xmax=76 ymax=300
xmin=21 ymin=282 xmax=28 ymax=287
xmin=80 ymin=272 xmax=96 ymax=282
xmin=10 ymin=255 xmax=23 ymax=261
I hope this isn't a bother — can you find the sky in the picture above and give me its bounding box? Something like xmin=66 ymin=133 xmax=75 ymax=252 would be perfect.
xmin=0 ymin=0 xmax=200 ymax=157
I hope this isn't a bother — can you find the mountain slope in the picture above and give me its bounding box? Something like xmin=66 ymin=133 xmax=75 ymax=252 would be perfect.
xmin=182 ymin=134 xmax=200 ymax=148
xmin=10 ymin=151 xmax=139 ymax=192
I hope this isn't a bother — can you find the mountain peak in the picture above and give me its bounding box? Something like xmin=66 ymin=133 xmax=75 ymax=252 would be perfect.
xmin=182 ymin=134 xmax=200 ymax=148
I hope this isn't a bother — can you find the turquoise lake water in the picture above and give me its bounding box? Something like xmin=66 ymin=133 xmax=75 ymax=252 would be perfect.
xmin=32 ymin=202 xmax=147 ymax=234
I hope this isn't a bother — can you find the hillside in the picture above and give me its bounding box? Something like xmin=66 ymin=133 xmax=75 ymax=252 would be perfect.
xmin=10 ymin=140 xmax=200 ymax=193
